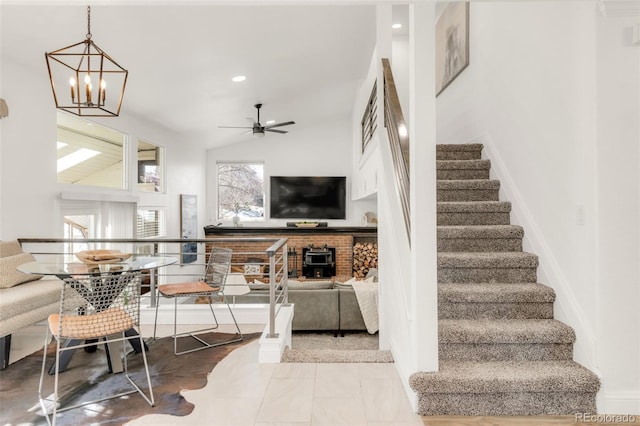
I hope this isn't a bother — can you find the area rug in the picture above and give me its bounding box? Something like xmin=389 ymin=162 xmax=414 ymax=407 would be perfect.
xmin=282 ymin=331 xmax=393 ymax=363
xmin=0 ymin=332 xmax=260 ymax=426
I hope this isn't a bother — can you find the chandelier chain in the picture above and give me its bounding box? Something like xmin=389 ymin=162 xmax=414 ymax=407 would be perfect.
xmin=86 ymin=5 xmax=92 ymax=39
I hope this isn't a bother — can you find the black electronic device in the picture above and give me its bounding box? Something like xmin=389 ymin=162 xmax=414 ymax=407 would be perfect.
xmin=270 ymin=176 xmax=346 ymax=219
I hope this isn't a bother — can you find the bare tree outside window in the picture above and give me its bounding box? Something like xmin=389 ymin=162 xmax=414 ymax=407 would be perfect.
xmin=217 ymin=163 xmax=264 ymax=221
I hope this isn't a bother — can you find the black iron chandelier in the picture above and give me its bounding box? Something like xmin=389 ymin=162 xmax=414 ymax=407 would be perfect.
xmin=45 ymin=6 xmax=128 ymax=117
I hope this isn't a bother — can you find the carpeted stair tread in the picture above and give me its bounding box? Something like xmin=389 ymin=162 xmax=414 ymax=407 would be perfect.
xmin=438 ymin=201 xmax=511 ymax=213
xmin=437 ymin=202 xmax=512 ymax=226
xmin=438 ymin=283 xmax=555 ymax=303
xmin=439 ymin=319 xmax=575 ymax=343
xmin=436 ymin=144 xmax=484 ymax=160
xmin=437 ymin=179 xmax=500 ymax=190
xmin=437 ymin=180 xmax=501 ymax=202
xmin=437 ymin=159 xmax=491 ymax=170
xmin=436 ymin=143 xmax=484 ymax=153
xmin=438 ymin=252 xmax=538 ymax=268
xmin=438 ymin=225 xmax=524 ymax=239
xmin=409 ymin=360 xmax=600 ymax=394
xmin=438 ymin=225 xmax=524 ymax=252
xmin=437 ymin=160 xmax=492 ymax=180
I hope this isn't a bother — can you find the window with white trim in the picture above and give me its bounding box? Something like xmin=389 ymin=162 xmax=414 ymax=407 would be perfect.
xmin=217 ymin=163 xmax=264 ymax=222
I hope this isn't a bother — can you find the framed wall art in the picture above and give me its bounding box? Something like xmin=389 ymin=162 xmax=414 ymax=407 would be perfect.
xmin=436 ymin=2 xmax=470 ymax=96
xmin=180 ymin=194 xmax=198 ymax=264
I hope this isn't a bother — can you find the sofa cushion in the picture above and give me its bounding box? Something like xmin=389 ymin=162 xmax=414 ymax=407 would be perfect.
xmin=0 ymin=241 xmax=23 ymax=258
xmin=287 ymin=280 xmax=334 ymax=290
xmin=0 ymin=277 xmax=63 ymax=322
xmin=249 ymin=280 xmax=270 ymax=291
xmin=0 ymin=253 xmax=43 ymax=289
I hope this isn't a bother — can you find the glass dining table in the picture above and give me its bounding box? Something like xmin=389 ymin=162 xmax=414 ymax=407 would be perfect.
xmin=17 ymin=254 xmax=177 ymax=374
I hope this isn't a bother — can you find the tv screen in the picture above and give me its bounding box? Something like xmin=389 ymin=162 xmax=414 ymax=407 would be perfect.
xmin=270 ymin=176 xmax=346 ymax=219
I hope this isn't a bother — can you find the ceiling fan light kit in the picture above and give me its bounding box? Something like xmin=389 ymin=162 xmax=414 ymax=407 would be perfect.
xmin=45 ymin=6 xmax=128 ymax=117
xmin=219 ymin=103 xmax=295 ymax=136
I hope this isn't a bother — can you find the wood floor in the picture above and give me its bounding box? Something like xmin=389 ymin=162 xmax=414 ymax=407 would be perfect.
xmin=422 ymin=415 xmax=640 ymax=425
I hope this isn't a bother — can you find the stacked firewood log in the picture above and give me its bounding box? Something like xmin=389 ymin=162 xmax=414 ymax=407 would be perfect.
xmin=353 ymin=242 xmax=378 ymax=278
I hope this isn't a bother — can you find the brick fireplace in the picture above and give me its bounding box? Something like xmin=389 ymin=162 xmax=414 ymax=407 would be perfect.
xmin=203 ymin=226 xmax=377 ymax=279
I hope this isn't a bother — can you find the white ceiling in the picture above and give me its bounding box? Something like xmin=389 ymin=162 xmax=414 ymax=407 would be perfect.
xmin=1 ymin=3 xmax=379 ymax=149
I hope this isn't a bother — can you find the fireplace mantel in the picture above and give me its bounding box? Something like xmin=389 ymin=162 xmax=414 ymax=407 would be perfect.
xmin=203 ymin=226 xmax=377 ymax=236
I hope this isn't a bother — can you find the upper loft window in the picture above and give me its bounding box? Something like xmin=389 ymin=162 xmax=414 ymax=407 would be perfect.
xmin=56 ymin=111 xmax=126 ymax=189
xmin=137 ymin=139 xmax=164 ymax=193
xmin=217 ymin=162 xmax=265 ymax=222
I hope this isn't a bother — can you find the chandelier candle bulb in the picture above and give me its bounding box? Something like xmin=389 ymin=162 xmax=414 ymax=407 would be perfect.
xmin=69 ymin=77 xmax=76 ymax=102
xmin=85 ymin=75 xmax=91 ymax=103
xmin=100 ymin=80 xmax=106 ymax=103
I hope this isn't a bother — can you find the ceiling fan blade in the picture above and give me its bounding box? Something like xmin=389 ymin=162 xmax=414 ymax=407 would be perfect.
xmin=265 ymin=121 xmax=295 ymax=129
xmin=218 ymin=126 xmax=253 ymax=129
xmin=265 ymin=128 xmax=288 ymax=134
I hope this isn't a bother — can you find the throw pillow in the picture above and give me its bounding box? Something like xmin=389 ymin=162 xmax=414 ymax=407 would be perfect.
xmin=0 ymin=240 xmax=23 ymax=258
xmin=0 ymin=252 xmax=43 ymax=289
xmin=244 ymin=264 xmax=262 ymax=274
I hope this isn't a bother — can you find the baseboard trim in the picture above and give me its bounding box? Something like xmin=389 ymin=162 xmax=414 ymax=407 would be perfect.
xmin=475 ymin=133 xmax=598 ymax=371
xmin=597 ymin=391 xmax=640 ymax=415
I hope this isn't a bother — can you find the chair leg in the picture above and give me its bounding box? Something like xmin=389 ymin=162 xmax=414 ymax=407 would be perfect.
xmin=123 ymin=332 xmax=154 ymax=407
xmin=224 ymin=299 xmax=243 ymax=340
xmin=170 ymin=297 xmax=242 ymax=355
xmin=38 ymin=331 xmax=155 ymax=425
xmin=153 ymin=290 xmax=161 ymax=339
xmin=38 ymin=328 xmax=54 ymax=426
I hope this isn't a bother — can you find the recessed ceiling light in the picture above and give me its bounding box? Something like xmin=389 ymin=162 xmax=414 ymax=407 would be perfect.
xmin=392 ymin=23 xmax=402 ymax=29
xmin=266 ymin=120 xmax=276 ymax=125
xmin=232 ymin=75 xmax=246 ymax=82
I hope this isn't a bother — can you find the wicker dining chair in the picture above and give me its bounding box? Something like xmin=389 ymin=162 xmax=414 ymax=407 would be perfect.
xmin=153 ymin=247 xmax=243 ymax=355
xmin=38 ymin=271 xmax=153 ymax=426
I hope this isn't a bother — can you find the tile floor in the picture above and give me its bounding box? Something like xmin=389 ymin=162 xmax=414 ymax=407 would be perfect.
xmin=129 ymin=324 xmax=423 ymax=426
xmin=7 ymin=323 xmax=423 ymax=426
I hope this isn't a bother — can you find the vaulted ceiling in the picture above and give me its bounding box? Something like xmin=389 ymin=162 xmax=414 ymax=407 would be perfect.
xmin=1 ymin=3 xmax=378 ymax=149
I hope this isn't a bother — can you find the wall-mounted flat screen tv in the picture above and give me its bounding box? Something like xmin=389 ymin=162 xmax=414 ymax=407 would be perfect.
xmin=270 ymin=176 xmax=346 ymax=219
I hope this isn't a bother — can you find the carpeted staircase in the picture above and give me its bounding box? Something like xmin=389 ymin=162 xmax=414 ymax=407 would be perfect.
xmin=409 ymin=143 xmax=600 ymax=415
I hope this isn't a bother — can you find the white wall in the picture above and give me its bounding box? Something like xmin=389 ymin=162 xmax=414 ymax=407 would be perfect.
xmin=206 ymin=119 xmax=374 ymax=227
xmin=353 ymin=4 xmax=438 ymax=411
xmin=0 ymin=26 xmax=207 ymax=242
xmin=436 ymin=1 xmax=639 ymax=413
xmin=595 ymin=12 xmax=640 ymax=414
xmin=392 ymin=34 xmax=410 ymax=125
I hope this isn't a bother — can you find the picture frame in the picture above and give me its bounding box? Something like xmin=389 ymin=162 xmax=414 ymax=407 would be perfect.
xmin=435 ymin=2 xmax=470 ymax=96
xmin=180 ymin=194 xmax=198 ymax=264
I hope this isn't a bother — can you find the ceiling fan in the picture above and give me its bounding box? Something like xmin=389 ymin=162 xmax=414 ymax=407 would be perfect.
xmin=219 ymin=103 xmax=295 ymax=136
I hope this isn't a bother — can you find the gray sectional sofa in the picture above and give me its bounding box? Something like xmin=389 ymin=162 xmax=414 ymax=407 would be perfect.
xmin=234 ymin=281 xmax=367 ymax=334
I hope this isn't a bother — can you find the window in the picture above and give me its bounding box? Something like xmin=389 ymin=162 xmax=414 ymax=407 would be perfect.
xmin=56 ymin=111 xmax=127 ymax=189
xmin=137 ymin=208 xmax=166 ymax=239
xmin=217 ymin=163 xmax=264 ymax=222
xmin=137 ymin=139 xmax=164 ymax=192
xmin=63 ymin=215 xmax=93 ymax=254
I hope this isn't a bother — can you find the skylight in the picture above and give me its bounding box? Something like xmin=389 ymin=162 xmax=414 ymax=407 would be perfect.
xmin=57 ymin=148 xmax=100 ymax=173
